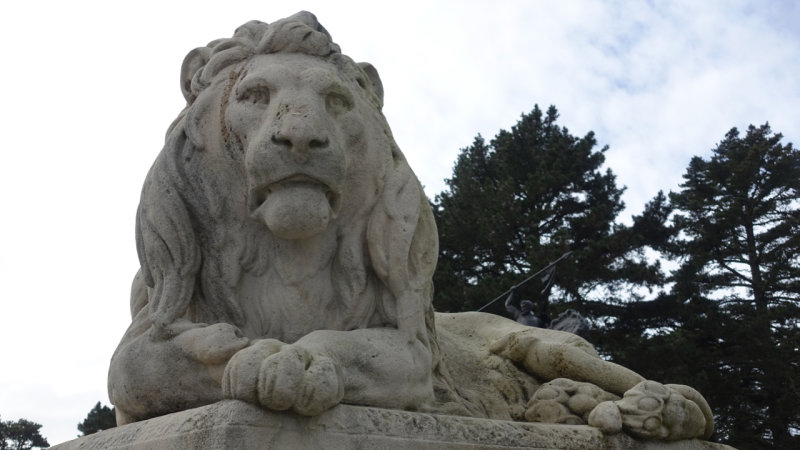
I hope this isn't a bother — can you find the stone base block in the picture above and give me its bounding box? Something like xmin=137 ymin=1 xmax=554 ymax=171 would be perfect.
xmin=52 ymin=400 xmax=734 ymax=449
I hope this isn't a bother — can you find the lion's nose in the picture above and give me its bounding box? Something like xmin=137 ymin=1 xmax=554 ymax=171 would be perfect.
xmin=271 ymin=112 xmax=330 ymax=163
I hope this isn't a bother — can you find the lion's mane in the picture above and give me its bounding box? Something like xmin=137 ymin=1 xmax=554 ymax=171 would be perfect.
xmin=133 ymin=12 xmax=440 ymax=360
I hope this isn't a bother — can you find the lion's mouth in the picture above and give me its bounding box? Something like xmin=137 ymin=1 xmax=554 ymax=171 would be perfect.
xmin=255 ymin=174 xmax=340 ymax=212
xmin=250 ymin=174 xmax=341 ymax=240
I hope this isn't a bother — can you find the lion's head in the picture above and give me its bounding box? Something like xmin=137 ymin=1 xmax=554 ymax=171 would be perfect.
xmin=134 ymin=12 xmax=438 ymax=349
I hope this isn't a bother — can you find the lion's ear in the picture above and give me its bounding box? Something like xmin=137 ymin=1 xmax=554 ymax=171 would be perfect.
xmin=357 ymin=62 xmax=384 ymax=108
xmin=181 ymin=47 xmax=211 ymax=104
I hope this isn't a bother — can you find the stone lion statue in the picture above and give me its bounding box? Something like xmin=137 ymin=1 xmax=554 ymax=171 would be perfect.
xmin=109 ymin=12 xmax=714 ymax=442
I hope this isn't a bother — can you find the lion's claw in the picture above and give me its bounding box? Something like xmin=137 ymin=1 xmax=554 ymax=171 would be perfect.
xmin=222 ymin=339 xmax=284 ymax=402
xmin=257 ymin=346 xmax=307 ymax=411
xmin=223 ymin=339 xmax=344 ymax=416
xmin=525 ymin=378 xmax=618 ymax=424
xmin=290 ymin=353 xmax=343 ymax=415
xmin=587 ymin=380 xmax=711 ymax=440
xmin=525 ymin=378 xmax=712 ymax=440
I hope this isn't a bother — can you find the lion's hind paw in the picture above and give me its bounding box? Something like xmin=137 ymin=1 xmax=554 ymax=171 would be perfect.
xmin=525 ymin=378 xmax=618 ymax=425
xmin=587 ymin=380 xmax=711 ymax=440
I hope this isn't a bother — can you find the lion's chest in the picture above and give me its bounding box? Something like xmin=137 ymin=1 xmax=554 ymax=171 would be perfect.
xmin=235 ymin=267 xmax=383 ymax=343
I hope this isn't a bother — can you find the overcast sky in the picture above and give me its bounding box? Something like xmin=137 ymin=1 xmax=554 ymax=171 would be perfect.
xmin=1 ymin=0 xmax=798 ymax=445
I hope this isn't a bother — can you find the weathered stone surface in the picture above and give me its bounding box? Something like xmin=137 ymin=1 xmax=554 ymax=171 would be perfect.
xmin=110 ymin=12 xmax=439 ymax=426
xmin=105 ymin=10 xmax=722 ymax=446
xmin=53 ymin=401 xmax=734 ymax=450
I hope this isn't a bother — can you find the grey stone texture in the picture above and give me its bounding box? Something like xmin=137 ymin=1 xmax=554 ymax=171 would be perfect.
xmin=52 ymin=400 xmax=735 ymax=450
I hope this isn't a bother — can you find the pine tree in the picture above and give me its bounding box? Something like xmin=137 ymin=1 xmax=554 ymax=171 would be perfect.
xmin=432 ymin=105 xmax=663 ymax=318
xmin=602 ymin=124 xmax=800 ymax=448
xmin=665 ymin=124 xmax=800 ymax=448
xmin=0 ymin=417 xmax=49 ymax=450
xmin=77 ymin=402 xmax=116 ymax=436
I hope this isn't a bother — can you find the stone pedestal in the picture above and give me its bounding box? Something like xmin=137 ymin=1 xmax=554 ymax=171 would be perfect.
xmin=52 ymin=400 xmax=734 ymax=449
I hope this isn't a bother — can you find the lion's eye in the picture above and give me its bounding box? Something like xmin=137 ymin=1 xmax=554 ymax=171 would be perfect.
xmin=325 ymin=92 xmax=352 ymax=115
xmin=238 ymin=86 xmax=270 ymax=105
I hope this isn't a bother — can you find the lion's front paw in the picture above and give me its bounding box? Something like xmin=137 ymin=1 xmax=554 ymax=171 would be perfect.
xmin=258 ymin=345 xmax=344 ymax=415
xmin=587 ymin=380 xmax=711 ymax=440
xmin=525 ymin=378 xmax=618 ymax=425
xmin=222 ymin=339 xmax=344 ymax=416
